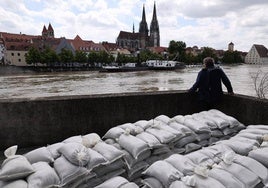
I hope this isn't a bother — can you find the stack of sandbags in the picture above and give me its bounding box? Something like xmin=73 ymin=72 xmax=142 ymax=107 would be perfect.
xmin=94 ymin=176 xmax=139 ymax=188
xmin=141 ymin=124 xmax=268 ymax=188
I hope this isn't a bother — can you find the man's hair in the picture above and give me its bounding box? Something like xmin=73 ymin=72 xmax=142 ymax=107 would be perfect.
xmin=203 ymin=57 xmax=215 ymax=68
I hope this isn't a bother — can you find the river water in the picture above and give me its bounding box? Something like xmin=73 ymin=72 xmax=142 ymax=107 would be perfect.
xmin=0 ymin=64 xmax=267 ymax=99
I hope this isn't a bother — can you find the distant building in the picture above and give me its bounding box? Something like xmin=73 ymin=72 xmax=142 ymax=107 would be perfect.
xmin=228 ymin=42 xmax=234 ymax=52
xmin=116 ymin=2 xmax=160 ymax=51
xmin=245 ymin=44 xmax=268 ymax=64
xmin=42 ymin=23 xmax=54 ymax=38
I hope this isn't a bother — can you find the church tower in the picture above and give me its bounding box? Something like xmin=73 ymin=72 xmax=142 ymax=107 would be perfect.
xmin=149 ymin=2 xmax=160 ymax=47
xmin=47 ymin=23 xmax=54 ymax=38
xmin=139 ymin=4 xmax=149 ymax=36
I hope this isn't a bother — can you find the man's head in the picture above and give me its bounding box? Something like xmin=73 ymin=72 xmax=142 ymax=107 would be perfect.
xmin=203 ymin=57 xmax=215 ymax=68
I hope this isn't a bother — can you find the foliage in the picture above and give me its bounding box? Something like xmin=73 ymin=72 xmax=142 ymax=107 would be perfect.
xmin=59 ymin=48 xmax=74 ymax=63
xmin=167 ymin=40 xmax=186 ymax=61
xmin=75 ymin=50 xmax=88 ymax=63
xmin=25 ymin=47 xmax=41 ymax=65
xmin=222 ymin=51 xmax=243 ymax=64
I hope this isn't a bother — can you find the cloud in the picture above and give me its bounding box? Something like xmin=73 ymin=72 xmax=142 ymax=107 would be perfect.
xmin=1 ymin=0 xmax=268 ymax=51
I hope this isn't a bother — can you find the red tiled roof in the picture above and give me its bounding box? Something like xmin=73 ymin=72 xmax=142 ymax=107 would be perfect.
xmin=254 ymin=44 xmax=268 ymax=57
xmin=117 ymin=31 xmax=143 ymax=40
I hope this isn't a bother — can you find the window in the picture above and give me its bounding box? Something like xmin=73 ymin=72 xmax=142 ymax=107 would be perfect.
xmin=18 ymin=53 xmax=20 ymax=56
xmin=11 ymin=53 xmax=14 ymax=56
xmin=18 ymin=59 xmax=21 ymax=62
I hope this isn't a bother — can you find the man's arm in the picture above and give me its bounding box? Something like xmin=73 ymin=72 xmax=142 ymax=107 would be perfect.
xmin=189 ymin=71 xmax=201 ymax=93
xmin=220 ymin=69 xmax=233 ymax=93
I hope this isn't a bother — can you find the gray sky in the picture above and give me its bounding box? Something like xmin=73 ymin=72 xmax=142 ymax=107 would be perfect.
xmin=1 ymin=0 xmax=268 ymax=52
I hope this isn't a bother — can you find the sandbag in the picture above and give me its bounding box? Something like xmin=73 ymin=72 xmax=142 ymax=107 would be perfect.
xmin=136 ymin=132 xmax=163 ymax=148
xmin=58 ymin=142 xmax=90 ymax=166
xmin=142 ymin=160 xmax=183 ymax=187
xmin=248 ymin=147 xmax=268 ymax=168
xmin=47 ymin=142 xmax=65 ymax=159
xmin=165 ymin=154 xmax=195 ymax=176
xmin=24 ymin=147 xmax=54 ymax=164
xmin=102 ymin=127 xmax=125 ymax=140
xmin=94 ymin=176 xmax=129 ymax=188
xmin=0 ymin=180 xmax=28 ymax=188
xmin=27 ymin=161 xmax=60 ymax=188
xmin=82 ymin=133 xmax=102 ymax=148
xmin=0 ymin=155 xmax=34 ymax=181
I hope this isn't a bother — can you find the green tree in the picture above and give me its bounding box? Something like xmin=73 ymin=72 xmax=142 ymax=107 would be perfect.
xmin=75 ymin=50 xmax=88 ymax=63
xmin=168 ymin=40 xmax=186 ymax=61
xmin=25 ymin=47 xmax=41 ymax=66
xmin=59 ymin=48 xmax=74 ymax=63
xmin=222 ymin=51 xmax=243 ymax=64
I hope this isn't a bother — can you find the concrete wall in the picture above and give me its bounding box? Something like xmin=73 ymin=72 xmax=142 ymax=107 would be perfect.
xmin=0 ymin=91 xmax=267 ymax=150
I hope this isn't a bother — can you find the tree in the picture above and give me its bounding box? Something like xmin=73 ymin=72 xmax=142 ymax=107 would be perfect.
xmin=222 ymin=51 xmax=243 ymax=64
xmin=25 ymin=47 xmax=41 ymax=66
xmin=59 ymin=48 xmax=74 ymax=63
xmin=168 ymin=40 xmax=186 ymax=61
xmin=251 ymin=70 xmax=268 ymax=99
xmin=75 ymin=50 xmax=88 ymax=63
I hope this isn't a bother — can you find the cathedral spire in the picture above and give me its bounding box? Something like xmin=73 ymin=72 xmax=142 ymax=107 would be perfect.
xmin=149 ymin=1 xmax=160 ymax=47
xmin=139 ymin=4 xmax=149 ymax=36
xmin=133 ymin=22 xmax=135 ymax=33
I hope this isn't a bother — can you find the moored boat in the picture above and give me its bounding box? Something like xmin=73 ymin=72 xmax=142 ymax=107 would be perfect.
xmin=146 ymin=60 xmax=185 ymax=70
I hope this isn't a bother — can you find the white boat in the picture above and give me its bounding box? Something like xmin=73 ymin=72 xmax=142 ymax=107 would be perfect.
xmin=146 ymin=60 xmax=185 ymax=70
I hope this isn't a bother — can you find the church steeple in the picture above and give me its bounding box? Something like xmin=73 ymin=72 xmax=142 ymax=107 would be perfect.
xmin=133 ymin=23 xmax=135 ymax=33
xmin=149 ymin=1 xmax=160 ymax=47
xmin=139 ymin=4 xmax=149 ymax=36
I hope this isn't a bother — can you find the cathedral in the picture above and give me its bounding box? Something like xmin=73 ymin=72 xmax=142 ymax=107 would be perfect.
xmin=116 ymin=2 xmax=160 ymax=51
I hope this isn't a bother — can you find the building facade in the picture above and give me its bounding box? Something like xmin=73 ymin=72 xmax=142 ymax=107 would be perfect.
xmin=116 ymin=2 xmax=160 ymax=51
xmin=245 ymin=44 xmax=268 ymax=64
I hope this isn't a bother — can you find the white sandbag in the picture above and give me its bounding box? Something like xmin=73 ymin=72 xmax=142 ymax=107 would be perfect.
xmin=219 ymin=161 xmax=261 ymax=187
xmin=62 ymin=135 xmax=82 ymax=143
xmin=136 ymin=132 xmax=163 ymax=148
xmin=208 ymin=167 xmax=244 ymax=188
xmin=141 ymin=177 xmax=164 ymax=188
xmin=93 ymin=159 xmax=125 ymax=177
xmin=184 ymin=143 xmax=202 ymax=154
xmin=155 ymin=115 xmax=170 ymax=124
xmin=104 ymin=138 xmax=116 ymax=145
xmin=134 ymin=120 xmax=151 ymax=130
xmin=24 ymin=147 xmax=54 ymax=164
xmin=54 ymin=156 xmax=93 ymax=186
xmin=240 ymin=128 xmax=268 ymax=135
xmin=0 ymin=155 xmax=34 ymax=181
xmin=218 ymin=138 xmax=259 ymax=156
xmin=152 ymin=145 xmax=171 ymax=156
xmin=222 ymin=127 xmax=237 ymax=135
xmin=27 ymin=161 xmax=60 ymax=188
xmin=247 ymin=125 xmax=268 ymax=130
xmin=4 ymin=145 xmax=17 ymax=158
xmin=152 ymin=120 xmax=185 ymax=139
xmin=87 ymin=148 xmax=108 ymax=171
xmin=209 ymin=109 xmax=240 ymax=128
xmin=198 ymin=140 xmax=209 ymax=147
xmin=193 ymin=174 xmax=226 ymax=188
xmin=234 ymin=132 xmax=263 ymax=143
xmin=192 ymin=113 xmax=218 ymax=129
xmin=146 ymin=128 xmax=176 ymax=144
xmin=120 ymin=182 xmax=139 ymax=188
xmin=47 ymin=142 xmax=65 ymax=159
xmin=199 ymin=111 xmax=229 ymax=129
xmin=99 ymin=168 xmax=126 ymax=182
xmin=169 ymin=180 xmax=192 ymax=188
xmin=126 ymin=161 xmax=149 ymax=177
xmin=211 ymin=130 xmax=224 ymax=138
xmin=209 ymin=137 xmax=220 ymax=145
xmin=58 ymin=142 xmax=90 ymax=166
xmin=174 ymin=135 xmax=197 ymax=148
xmin=0 ymin=179 xmax=28 ymax=188
xmin=118 ymin=133 xmax=150 ymax=159
xmin=165 ymin=154 xmax=196 ymax=176
xmin=234 ymin=155 xmax=268 ymax=187
xmin=248 ymin=147 xmax=268 ymax=168
xmin=94 ymin=176 xmax=128 ymax=188
xmin=142 ymin=160 xmax=183 ymax=187
xmin=93 ymin=142 xmax=125 ymax=163
xmin=169 ymin=115 xmax=185 ymax=124
xmin=196 ymin=133 xmax=211 ymax=141
xmin=82 ymin=133 xmax=102 ymax=148
xmin=102 ymin=127 xmax=126 ymax=140
xmin=119 ymin=123 xmax=142 ymax=135
xmin=182 ymin=118 xmax=211 ymax=133
xmin=122 ymin=149 xmax=151 ymax=169
xmin=186 ymin=151 xmax=214 ymax=166
xmin=168 ymin=122 xmax=193 ymax=136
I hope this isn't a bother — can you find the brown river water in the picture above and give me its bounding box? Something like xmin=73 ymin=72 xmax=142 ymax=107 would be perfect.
xmin=0 ymin=64 xmax=267 ymax=99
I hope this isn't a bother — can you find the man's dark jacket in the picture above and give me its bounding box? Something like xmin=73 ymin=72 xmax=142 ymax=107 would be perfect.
xmin=189 ymin=66 xmax=233 ymax=103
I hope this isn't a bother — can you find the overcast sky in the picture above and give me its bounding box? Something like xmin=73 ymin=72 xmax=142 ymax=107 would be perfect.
xmin=1 ymin=0 xmax=268 ymax=52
